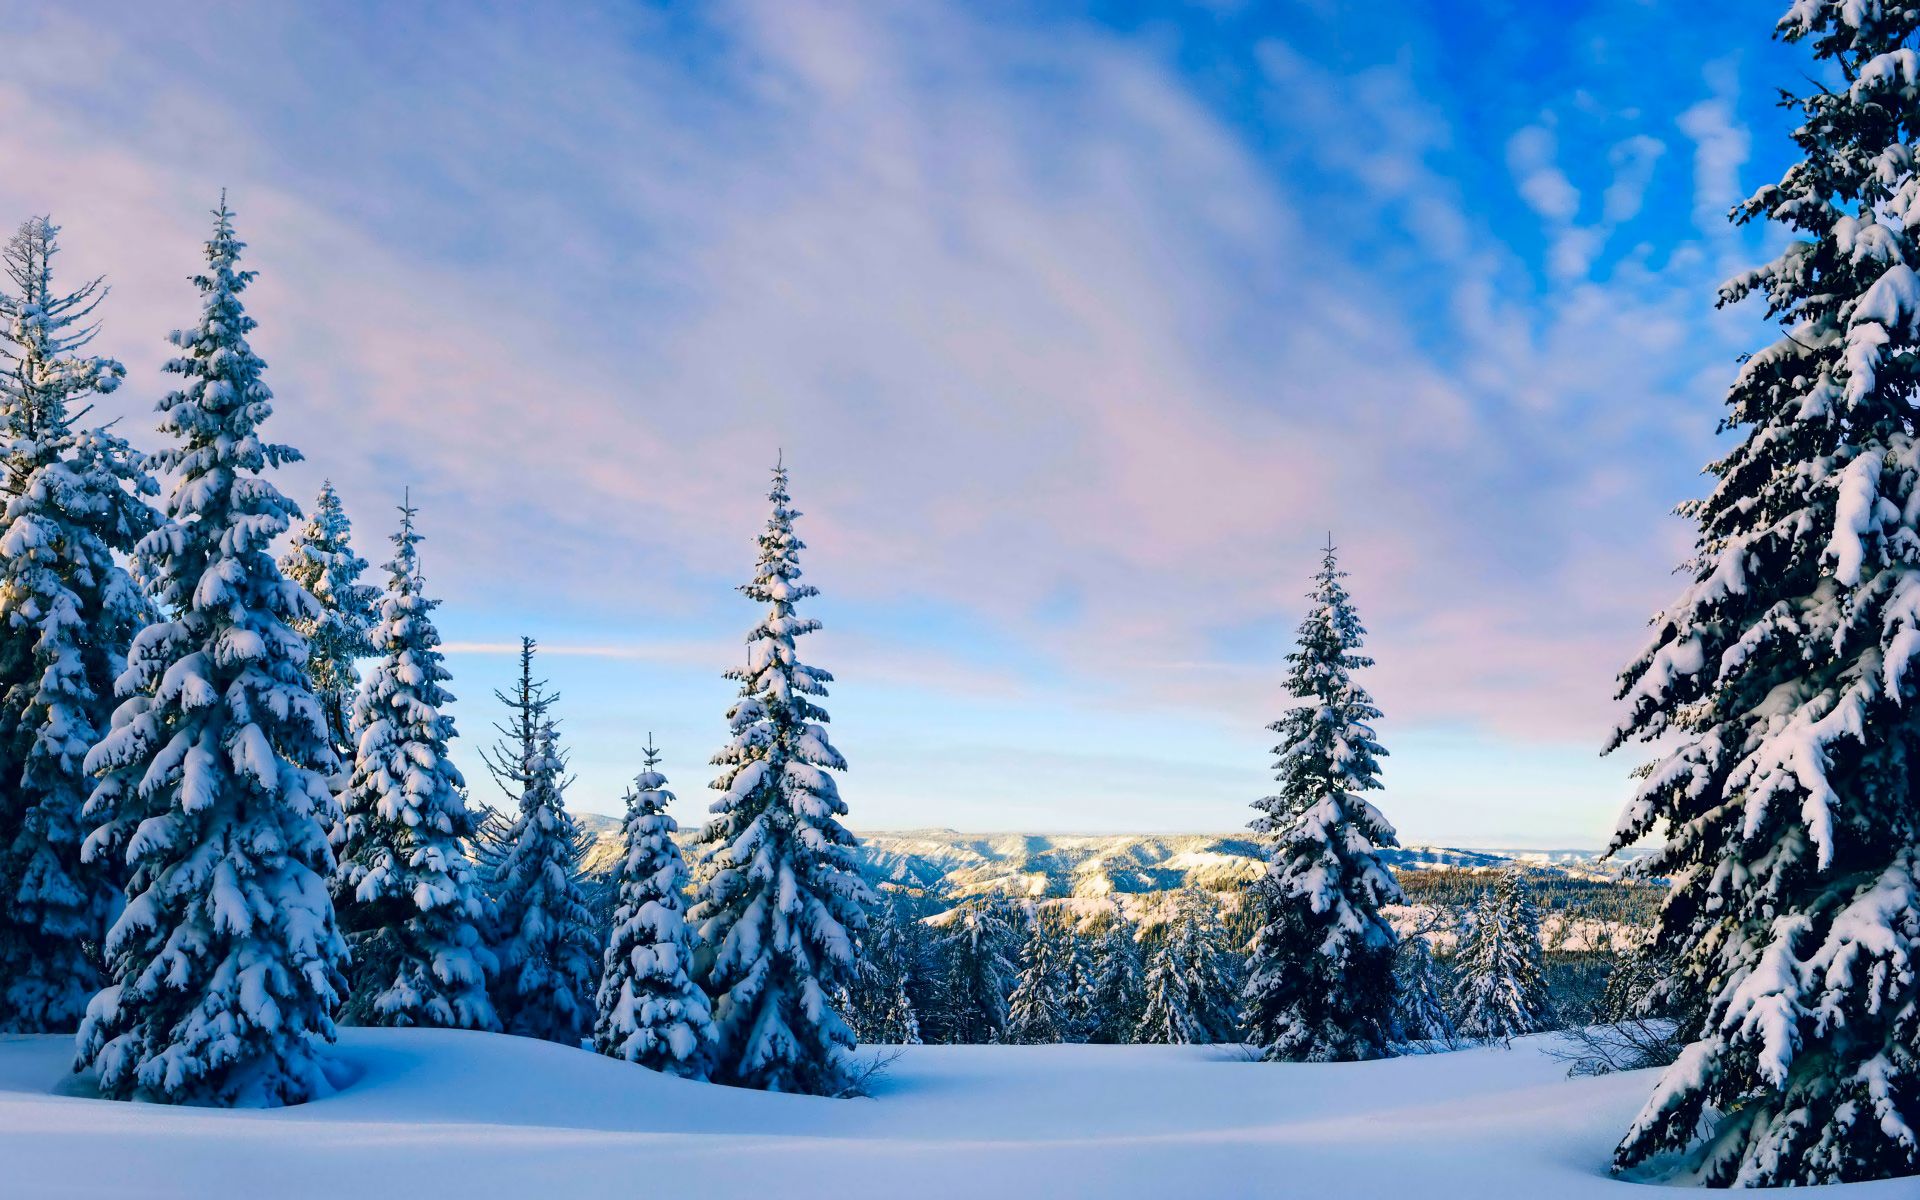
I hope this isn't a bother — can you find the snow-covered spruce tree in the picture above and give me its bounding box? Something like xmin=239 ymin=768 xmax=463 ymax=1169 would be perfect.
xmin=0 ymin=216 xmax=158 ymax=1034
xmin=1388 ymin=930 xmax=1456 ymax=1048
xmin=689 ymin=462 xmax=874 ymax=1094
xmin=331 ymin=499 xmax=496 ymax=1031
xmin=848 ymin=895 xmax=921 ymax=1045
xmin=1006 ymin=912 xmax=1069 ymax=1044
xmin=1450 ymin=871 xmax=1550 ymax=1043
xmin=931 ymin=898 xmax=1017 ymax=1044
xmin=1242 ymin=539 xmax=1401 ymax=1062
xmin=1086 ymin=914 xmax=1146 ymax=1043
xmin=1059 ymin=921 xmax=1097 ymax=1042
xmin=1136 ymin=888 xmax=1239 ymax=1046
xmin=75 ymin=201 xmax=348 ymax=1106
xmin=593 ymin=740 xmax=714 ymax=1076
xmin=279 ymin=481 xmax=374 ymax=763
xmin=1603 ymin=4 xmax=1920 ymax=1186
xmin=489 ymin=717 xmax=598 ymax=1044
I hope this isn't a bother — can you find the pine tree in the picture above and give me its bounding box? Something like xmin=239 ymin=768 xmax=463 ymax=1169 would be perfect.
xmin=689 ymin=461 xmax=873 ymax=1094
xmin=1451 ymin=871 xmax=1550 ymax=1043
xmin=75 ymin=201 xmax=347 ymax=1106
xmin=929 ymin=899 xmax=1017 ymax=1044
xmin=1086 ymin=914 xmax=1146 ymax=1044
xmin=593 ymin=740 xmax=714 ymax=1076
xmin=1006 ymin=912 xmax=1069 ymax=1044
xmin=1241 ymin=538 xmax=1401 ymax=1063
xmin=331 ymin=498 xmax=496 ymax=1031
xmin=1135 ymin=888 xmax=1239 ymax=1045
xmin=848 ymin=895 xmax=922 ymax=1045
xmin=1388 ymin=930 xmax=1455 ymax=1047
xmin=1603 ymin=4 xmax=1920 ymax=1186
xmin=478 ymin=637 xmax=554 ymax=819
xmin=488 ymin=717 xmax=598 ymax=1044
xmin=279 ymin=481 xmax=374 ymax=762
xmin=1058 ymin=920 xmax=1097 ymax=1043
xmin=0 ymin=216 xmax=158 ymax=1033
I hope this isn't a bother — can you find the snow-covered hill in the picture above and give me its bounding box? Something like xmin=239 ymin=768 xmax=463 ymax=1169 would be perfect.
xmin=574 ymin=821 xmax=1648 ymax=896
xmin=0 ymin=1028 xmax=1895 ymax=1199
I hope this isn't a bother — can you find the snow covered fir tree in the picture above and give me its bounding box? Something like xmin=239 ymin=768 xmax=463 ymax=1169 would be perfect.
xmin=1241 ymin=539 xmax=1401 ymax=1062
xmin=928 ymin=899 xmax=1017 ymax=1045
xmin=1006 ymin=912 xmax=1070 ymax=1044
xmin=486 ymin=717 xmax=598 ymax=1045
xmin=1603 ymin=2 xmax=1920 ymax=1184
xmin=1086 ymin=916 xmax=1146 ymax=1043
xmin=592 ymin=739 xmax=713 ymax=1077
xmin=74 ymin=201 xmax=348 ymax=1105
xmin=689 ymin=461 xmax=874 ymax=1094
xmin=1450 ymin=870 xmax=1550 ymax=1044
xmin=279 ymin=480 xmax=375 ymax=764
xmin=1388 ymin=927 xmax=1456 ymax=1047
xmin=1136 ymin=887 xmax=1239 ymax=1046
xmin=0 ymin=216 xmax=157 ymax=1034
xmin=847 ymin=895 xmax=922 ymax=1046
xmin=330 ymin=498 xmax=497 ymax=1031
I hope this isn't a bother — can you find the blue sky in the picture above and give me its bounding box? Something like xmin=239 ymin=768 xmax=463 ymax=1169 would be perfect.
xmin=3 ymin=2 xmax=1811 ymax=845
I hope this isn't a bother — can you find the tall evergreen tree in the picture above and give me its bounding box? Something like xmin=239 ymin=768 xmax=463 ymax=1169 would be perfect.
xmin=689 ymin=461 xmax=873 ymax=1094
xmin=1241 ymin=539 xmax=1401 ymax=1062
xmin=1451 ymin=871 xmax=1551 ymax=1043
xmin=279 ymin=480 xmax=374 ymax=762
xmin=1603 ymin=2 xmax=1920 ymax=1185
xmin=1136 ymin=888 xmax=1239 ymax=1046
xmin=0 ymin=216 xmax=157 ymax=1033
xmin=488 ymin=717 xmax=598 ymax=1044
xmin=76 ymin=201 xmax=347 ymax=1105
xmin=331 ymin=498 xmax=496 ymax=1031
xmin=848 ymin=894 xmax=922 ymax=1046
xmin=929 ymin=899 xmax=1017 ymax=1044
xmin=1086 ymin=914 xmax=1146 ymax=1044
xmin=1006 ymin=911 xmax=1069 ymax=1044
xmin=593 ymin=740 xmax=713 ymax=1077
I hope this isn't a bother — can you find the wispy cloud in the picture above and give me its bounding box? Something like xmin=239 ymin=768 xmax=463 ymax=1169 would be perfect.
xmin=0 ymin=0 xmax=1795 ymax=834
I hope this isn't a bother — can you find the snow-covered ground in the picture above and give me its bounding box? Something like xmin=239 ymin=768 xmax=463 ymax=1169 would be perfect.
xmin=0 ymin=1030 xmax=1903 ymax=1198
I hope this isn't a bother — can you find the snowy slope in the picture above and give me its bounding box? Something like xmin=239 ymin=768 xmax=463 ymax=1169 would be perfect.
xmin=0 ymin=1030 xmax=1903 ymax=1199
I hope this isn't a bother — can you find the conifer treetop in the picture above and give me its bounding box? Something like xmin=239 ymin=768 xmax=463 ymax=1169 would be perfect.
xmin=0 ymin=215 xmax=123 ymax=437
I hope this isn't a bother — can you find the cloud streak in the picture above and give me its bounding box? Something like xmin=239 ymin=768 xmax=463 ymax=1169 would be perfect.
xmin=0 ymin=0 xmax=1792 ymax=835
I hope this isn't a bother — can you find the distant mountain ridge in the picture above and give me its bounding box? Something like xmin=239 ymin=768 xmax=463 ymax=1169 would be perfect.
xmin=571 ymin=818 xmax=1647 ymax=896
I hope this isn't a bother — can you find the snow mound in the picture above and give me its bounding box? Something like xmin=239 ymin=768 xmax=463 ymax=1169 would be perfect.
xmin=1 ymin=1029 xmax=1903 ymax=1197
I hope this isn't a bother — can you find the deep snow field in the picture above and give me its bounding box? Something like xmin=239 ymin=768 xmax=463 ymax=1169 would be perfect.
xmin=0 ymin=1030 xmax=1906 ymax=1199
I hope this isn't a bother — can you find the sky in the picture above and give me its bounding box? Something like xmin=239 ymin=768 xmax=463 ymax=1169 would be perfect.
xmin=0 ymin=1 xmax=1814 ymax=846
